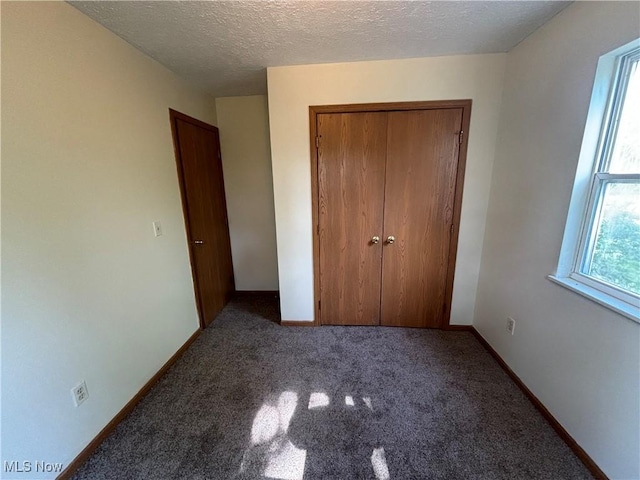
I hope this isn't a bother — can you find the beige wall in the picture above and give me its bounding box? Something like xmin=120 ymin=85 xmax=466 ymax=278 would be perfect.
xmin=267 ymin=54 xmax=506 ymax=323
xmin=1 ymin=2 xmax=216 ymax=476
xmin=474 ymin=2 xmax=640 ymax=478
xmin=215 ymin=95 xmax=279 ymax=291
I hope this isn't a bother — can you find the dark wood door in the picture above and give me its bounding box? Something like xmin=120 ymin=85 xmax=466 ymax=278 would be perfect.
xmin=171 ymin=110 xmax=235 ymax=328
xmin=317 ymin=112 xmax=387 ymax=325
xmin=380 ymin=109 xmax=463 ymax=327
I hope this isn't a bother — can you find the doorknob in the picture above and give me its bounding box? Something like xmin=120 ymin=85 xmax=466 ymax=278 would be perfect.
xmin=192 ymin=240 xmax=204 ymax=245
xmin=371 ymin=236 xmax=380 ymax=244
xmin=386 ymin=236 xmax=395 ymax=245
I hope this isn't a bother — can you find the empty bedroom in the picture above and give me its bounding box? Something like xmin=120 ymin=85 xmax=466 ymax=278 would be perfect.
xmin=1 ymin=1 xmax=639 ymax=479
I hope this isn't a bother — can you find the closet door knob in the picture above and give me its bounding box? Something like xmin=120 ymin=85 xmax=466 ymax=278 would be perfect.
xmin=386 ymin=236 xmax=395 ymax=245
xmin=371 ymin=236 xmax=380 ymax=244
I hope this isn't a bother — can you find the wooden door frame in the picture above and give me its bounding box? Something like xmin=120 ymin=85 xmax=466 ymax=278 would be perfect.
xmin=309 ymin=100 xmax=472 ymax=328
xmin=169 ymin=108 xmax=221 ymax=330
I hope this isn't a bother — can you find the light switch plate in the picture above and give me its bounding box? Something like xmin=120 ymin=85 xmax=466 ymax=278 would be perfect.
xmin=152 ymin=221 xmax=163 ymax=237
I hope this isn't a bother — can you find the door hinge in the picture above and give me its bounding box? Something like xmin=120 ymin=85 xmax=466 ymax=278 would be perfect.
xmin=315 ymin=136 xmax=320 ymax=149
xmin=316 ymin=224 xmax=319 ymax=235
xmin=450 ymin=224 xmax=454 ymax=235
xmin=318 ymin=300 xmax=321 ymax=310
xmin=458 ymin=131 xmax=464 ymax=145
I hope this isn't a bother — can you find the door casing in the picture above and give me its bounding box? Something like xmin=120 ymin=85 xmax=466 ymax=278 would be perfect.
xmin=309 ymin=100 xmax=472 ymax=328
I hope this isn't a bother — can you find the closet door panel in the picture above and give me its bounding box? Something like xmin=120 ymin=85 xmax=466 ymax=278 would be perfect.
xmin=318 ymin=112 xmax=387 ymax=325
xmin=380 ymin=109 xmax=463 ymax=328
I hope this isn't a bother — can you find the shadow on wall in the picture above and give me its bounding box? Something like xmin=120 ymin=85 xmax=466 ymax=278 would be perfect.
xmin=238 ymin=390 xmax=389 ymax=480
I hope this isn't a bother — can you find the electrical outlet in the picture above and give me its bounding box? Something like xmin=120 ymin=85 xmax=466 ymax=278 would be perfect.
xmin=71 ymin=381 xmax=89 ymax=407
xmin=506 ymin=317 xmax=516 ymax=336
xmin=152 ymin=221 xmax=163 ymax=237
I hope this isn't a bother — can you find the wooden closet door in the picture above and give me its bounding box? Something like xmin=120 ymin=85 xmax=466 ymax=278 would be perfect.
xmin=318 ymin=112 xmax=387 ymax=325
xmin=380 ymin=109 xmax=463 ymax=328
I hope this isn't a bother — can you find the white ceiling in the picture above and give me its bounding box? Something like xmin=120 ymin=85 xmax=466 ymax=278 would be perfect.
xmin=70 ymin=1 xmax=571 ymax=97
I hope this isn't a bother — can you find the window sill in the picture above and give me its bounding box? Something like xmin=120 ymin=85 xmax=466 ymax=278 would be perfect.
xmin=547 ymin=275 xmax=639 ymax=324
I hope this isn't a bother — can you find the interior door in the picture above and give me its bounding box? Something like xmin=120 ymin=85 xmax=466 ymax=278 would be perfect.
xmin=317 ymin=112 xmax=387 ymax=325
xmin=172 ymin=111 xmax=235 ymax=328
xmin=380 ymin=109 xmax=463 ymax=328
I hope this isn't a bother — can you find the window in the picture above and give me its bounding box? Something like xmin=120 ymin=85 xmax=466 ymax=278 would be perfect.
xmin=551 ymin=40 xmax=640 ymax=322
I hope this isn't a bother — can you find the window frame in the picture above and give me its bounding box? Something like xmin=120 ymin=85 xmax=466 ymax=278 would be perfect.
xmin=550 ymin=40 xmax=640 ymax=323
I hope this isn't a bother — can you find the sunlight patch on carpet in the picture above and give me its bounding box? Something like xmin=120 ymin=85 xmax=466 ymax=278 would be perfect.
xmin=371 ymin=447 xmax=390 ymax=480
xmin=307 ymin=392 xmax=329 ymax=410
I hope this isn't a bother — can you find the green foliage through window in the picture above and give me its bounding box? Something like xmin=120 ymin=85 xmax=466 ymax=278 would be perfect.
xmin=589 ymin=210 xmax=640 ymax=295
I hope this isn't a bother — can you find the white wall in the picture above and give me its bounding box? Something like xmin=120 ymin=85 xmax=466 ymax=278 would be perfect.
xmin=1 ymin=3 xmax=217 ymax=477
xmin=215 ymin=95 xmax=279 ymax=291
xmin=267 ymin=54 xmax=506 ymax=322
xmin=474 ymin=2 xmax=640 ymax=479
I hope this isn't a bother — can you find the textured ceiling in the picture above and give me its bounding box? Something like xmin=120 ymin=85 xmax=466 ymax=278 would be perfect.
xmin=70 ymin=1 xmax=571 ymax=97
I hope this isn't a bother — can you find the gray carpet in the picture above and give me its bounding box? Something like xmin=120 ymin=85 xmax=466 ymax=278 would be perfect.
xmin=72 ymin=293 xmax=591 ymax=480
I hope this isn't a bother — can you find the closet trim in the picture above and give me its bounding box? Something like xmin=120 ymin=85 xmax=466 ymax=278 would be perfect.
xmin=309 ymin=100 xmax=472 ymax=328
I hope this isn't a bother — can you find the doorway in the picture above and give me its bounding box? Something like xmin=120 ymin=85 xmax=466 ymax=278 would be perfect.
xmin=310 ymin=101 xmax=471 ymax=328
xmin=170 ymin=109 xmax=235 ymax=328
